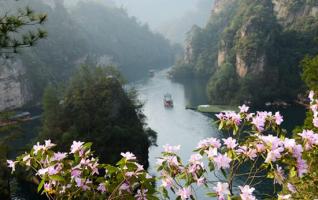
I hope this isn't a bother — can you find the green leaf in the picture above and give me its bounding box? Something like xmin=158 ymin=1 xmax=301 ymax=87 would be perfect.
xmin=219 ymin=121 xmax=224 ymax=130
xmin=289 ymin=167 xmax=297 ymax=178
xmin=206 ymin=192 xmax=217 ymax=197
xmin=208 ymin=162 xmax=215 ymax=171
xmin=221 ymin=168 xmax=227 ymax=178
xmin=83 ymin=142 xmax=93 ymax=149
xmin=50 ymin=175 xmax=65 ymax=182
xmin=37 ymin=179 xmax=45 ymax=192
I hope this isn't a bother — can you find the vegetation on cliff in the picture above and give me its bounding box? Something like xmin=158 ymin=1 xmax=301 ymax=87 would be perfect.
xmin=39 ymin=66 xmax=156 ymax=168
xmin=171 ymin=0 xmax=318 ymax=105
xmin=9 ymin=0 xmax=176 ymax=103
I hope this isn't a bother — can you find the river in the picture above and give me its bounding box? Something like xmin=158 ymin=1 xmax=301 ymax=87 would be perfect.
xmin=132 ymin=69 xmax=307 ymax=199
xmin=132 ymin=70 xmax=218 ymax=171
xmin=8 ymin=68 xmax=306 ymax=199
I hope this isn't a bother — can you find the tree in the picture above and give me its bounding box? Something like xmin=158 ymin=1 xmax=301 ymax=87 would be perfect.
xmin=301 ymin=55 xmax=318 ymax=92
xmin=39 ymin=66 xmax=156 ymax=168
xmin=0 ymin=3 xmax=47 ymax=54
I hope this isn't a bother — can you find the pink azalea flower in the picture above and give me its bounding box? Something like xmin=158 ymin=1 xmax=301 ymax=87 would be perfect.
xmin=37 ymin=168 xmax=49 ymax=176
xmin=309 ymin=90 xmax=315 ymax=102
xmin=213 ymin=182 xmax=230 ymax=200
xmin=252 ymin=115 xmax=266 ymax=132
xmin=313 ymin=117 xmax=318 ymax=128
xmin=7 ymin=160 xmax=16 ymax=172
xmin=236 ymin=146 xmax=257 ymax=160
xmin=189 ymin=154 xmax=202 ymax=164
xmin=44 ymin=140 xmax=56 ymax=149
xmin=177 ymin=187 xmax=191 ymax=200
xmin=292 ymin=144 xmax=303 ymax=159
xmin=239 ymin=185 xmax=256 ymax=200
xmin=166 ymin=156 xmax=179 ymax=167
xmin=265 ymin=147 xmax=284 ymax=163
xmin=196 ymin=177 xmax=206 ymax=186
xmin=33 ymin=142 xmax=45 ymax=155
xmin=283 ymin=138 xmax=296 ymax=152
xmin=97 ymin=183 xmax=107 ymax=193
xmin=44 ymin=183 xmax=52 ymax=191
xmin=287 ymin=183 xmax=296 ymax=193
xmin=135 ymin=163 xmax=144 ymax=172
xmin=223 ymin=137 xmax=237 ymax=149
xmin=22 ymin=154 xmax=31 ymax=166
xmin=213 ymin=153 xmax=231 ymax=169
xmin=246 ymin=149 xmax=258 ymax=160
xmin=298 ymin=130 xmax=318 ymax=150
xmin=163 ymin=144 xmax=181 ymax=153
xmin=120 ymin=152 xmax=136 ymax=160
xmin=274 ymin=165 xmax=285 ymax=185
xmin=48 ymin=166 xmax=59 ymax=175
xmin=259 ymin=135 xmax=283 ymax=149
xmin=274 ymin=112 xmax=283 ymax=125
xmin=197 ymin=137 xmax=221 ymax=149
xmin=135 ymin=189 xmax=148 ymax=200
xmin=70 ymin=141 xmax=84 ymax=154
xmin=89 ymin=162 xmax=99 ymax=175
xmin=71 ymin=169 xmax=81 ymax=178
xmin=125 ymin=172 xmax=135 ymax=177
xmin=239 ymin=104 xmax=249 ymax=113
xmin=296 ymin=158 xmax=308 ymax=177
xmin=52 ymin=152 xmax=67 ymax=161
xmin=119 ymin=182 xmax=130 ymax=193
xmin=156 ymin=158 xmax=164 ymax=165
xmin=206 ymin=147 xmax=218 ymax=158
xmin=216 ymin=111 xmax=241 ymax=125
xmin=255 ymin=143 xmax=266 ymax=153
xmin=161 ymin=176 xmax=173 ymax=188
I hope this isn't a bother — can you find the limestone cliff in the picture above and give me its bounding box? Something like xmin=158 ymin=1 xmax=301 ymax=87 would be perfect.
xmin=0 ymin=58 xmax=31 ymax=111
xmin=172 ymin=0 xmax=318 ymax=105
xmin=273 ymin=0 xmax=318 ymax=26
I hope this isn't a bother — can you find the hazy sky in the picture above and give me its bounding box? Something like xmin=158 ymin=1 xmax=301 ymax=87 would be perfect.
xmin=114 ymin=0 xmax=203 ymax=29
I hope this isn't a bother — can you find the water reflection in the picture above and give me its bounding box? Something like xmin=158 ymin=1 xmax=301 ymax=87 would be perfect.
xmin=133 ymin=70 xmax=219 ymax=170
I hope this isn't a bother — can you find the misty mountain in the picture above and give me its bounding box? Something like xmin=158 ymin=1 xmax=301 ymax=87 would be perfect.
xmin=0 ymin=0 xmax=176 ymax=109
xmin=159 ymin=0 xmax=214 ymax=44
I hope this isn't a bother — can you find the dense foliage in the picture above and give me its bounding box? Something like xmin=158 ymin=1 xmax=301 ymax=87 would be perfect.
xmin=39 ymin=66 xmax=156 ymax=168
xmin=171 ymin=0 xmax=318 ymax=105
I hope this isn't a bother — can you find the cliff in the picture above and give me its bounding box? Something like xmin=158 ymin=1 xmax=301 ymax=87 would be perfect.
xmin=171 ymin=0 xmax=318 ymax=105
xmin=0 ymin=58 xmax=32 ymax=111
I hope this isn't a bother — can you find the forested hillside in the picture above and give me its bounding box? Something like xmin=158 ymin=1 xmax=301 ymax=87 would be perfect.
xmin=0 ymin=0 xmax=176 ymax=110
xmin=171 ymin=0 xmax=318 ymax=105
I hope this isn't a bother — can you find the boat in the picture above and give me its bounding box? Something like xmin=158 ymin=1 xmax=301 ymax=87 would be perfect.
xmin=149 ymin=70 xmax=155 ymax=77
xmin=164 ymin=93 xmax=174 ymax=108
xmin=0 ymin=112 xmax=32 ymax=127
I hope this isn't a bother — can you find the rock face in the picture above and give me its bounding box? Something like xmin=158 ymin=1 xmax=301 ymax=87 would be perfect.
xmin=0 ymin=58 xmax=31 ymax=111
xmin=273 ymin=0 xmax=318 ymax=26
xmin=173 ymin=0 xmax=318 ymax=104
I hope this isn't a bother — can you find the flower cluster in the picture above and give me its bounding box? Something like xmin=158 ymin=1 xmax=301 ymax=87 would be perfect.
xmin=155 ymin=92 xmax=318 ymax=200
xmin=8 ymin=91 xmax=318 ymax=200
xmin=8 ymin=141 xmax=156 ymax=200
